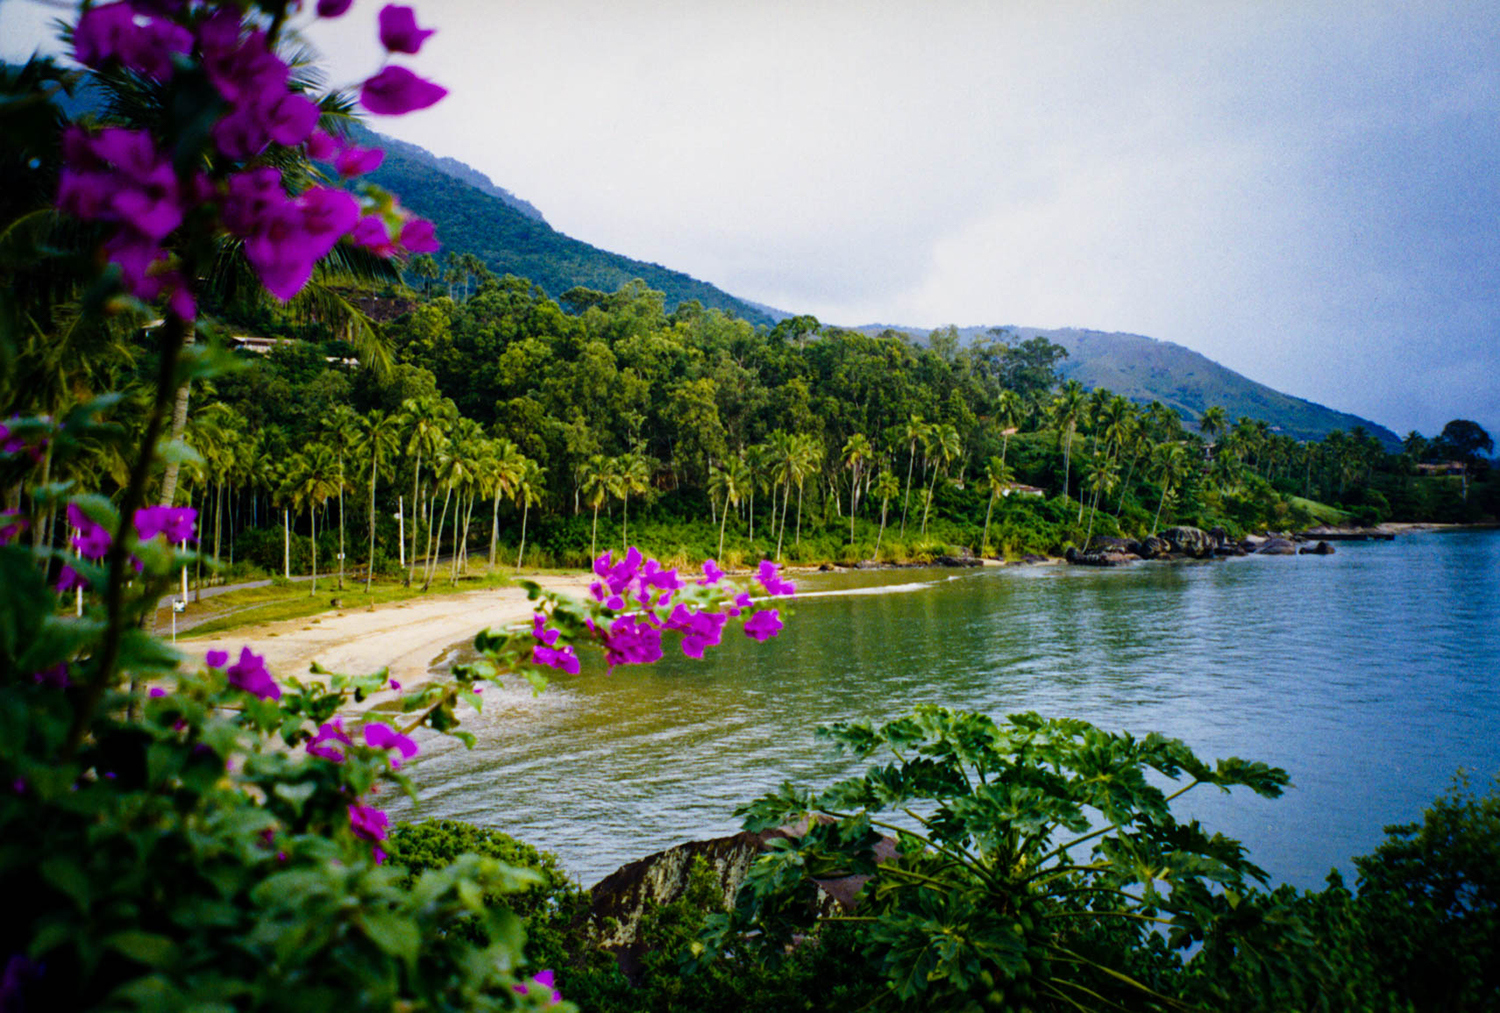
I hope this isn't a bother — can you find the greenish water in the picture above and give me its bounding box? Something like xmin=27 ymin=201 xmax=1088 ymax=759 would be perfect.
xmin=387 ymin=530 xmax=1500 ymax=890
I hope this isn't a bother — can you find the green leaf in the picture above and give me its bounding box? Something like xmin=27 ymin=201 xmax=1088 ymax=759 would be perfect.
xmin=272 ymin=780 xmax=317 ymax=815
xmin=360 ymin=911 xmax=419 ymax=966
xmin=41 ymin=856 xmax=90 ymax=911
xmin=107 ymin=930 xmax=178 ymax=968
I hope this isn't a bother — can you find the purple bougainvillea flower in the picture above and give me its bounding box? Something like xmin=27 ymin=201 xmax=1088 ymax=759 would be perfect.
xmin=698 ymin=559 xmax=724 ymax=585
xmin=348 ymin=802 xmax=390 ymax=862
xmin=389 ymin=678 xmax=401 ymax=691
xmin=666 ymin=605 xmax=728 ymax=659
xmin=206 ymin=649 xmax=229 ymax=669
xmin=304 ymin=128 xmax=338 ymax=160
xmin=601 ymin=614 xmax=663 ymax=670
xmin=378 ymin=5 xmax=436 ymax=54
xmin=363 ymin=723 xmax=419 ymax=769
xmin=0 ymin=510 xmax=26 ymax=545
xmin=68 ymin=504 xmax=113 ymax=560
xmin=399 ymin=217 xmax=439 ymax=253
xmin=56 ymin=564 xmax=87 ymax=593
xmin=532 ymin=643 xmax=581 ymax=675
xmin=744 ymin=609 xmax=784 ymax=642
xmin=134 ymin=504 xmax=197 ymax=543
xmin=33 ymin=662 xmax=69 ymax=688
xmin=75 ymin=3 xmax=191 ymax=80
xmin=149 ymin=687 xmax=166 ymax=698
xmin=755 ymin=560 xmax=797 ymax=597
xmin=350 ymin=213 xmax=396 ymax=257
xmin=307 ymin=718 xmax=352 ymax=763
xmin=361 ymin=65 xmax=447 ymax=115
xmin=226 ymin=646 xmax=280 ymax=700
xmin=335 ymin=143 xmax=384 ymax=178
xmin=317 ymin=0 xmax=354 ymax=16
xmin=513 ymin=969 xmax=563 ymax=1004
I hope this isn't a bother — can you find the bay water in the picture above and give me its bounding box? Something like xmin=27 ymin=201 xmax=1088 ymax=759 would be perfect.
xmin=385 ymin=530 xmax=1500 ymax=890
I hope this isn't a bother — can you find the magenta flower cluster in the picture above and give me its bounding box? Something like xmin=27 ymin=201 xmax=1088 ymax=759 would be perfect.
xmin=348 ymin=801 xmax=390 ymax=864
xmin=58 ymin=1 xmax=446 ymax=313
xmin=527 ymin=550 xmax=794 ymax=675
xmin=513 ymin=968 xmax=563 ymax=1005
xmin=57 ymin=503 xmax=195 ymax=592
xmin=207 ymin=646 xmax=280 ymax=701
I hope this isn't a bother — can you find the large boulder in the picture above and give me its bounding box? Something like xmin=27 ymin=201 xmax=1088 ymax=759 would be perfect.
xmin=1257 ymin=537 xmax=1297 ymax=555
xmin=1085 ymin=535 xmax=1135 ymax=554
xmin=1162 ymin=526 xmax=1215 ymax=559
xmin=1135 ymin=535 xmax=1171 ymax=559
xmin=1207 ymin=526 xmax=1230 ymax=548
xmin=1067 ymin=550 xmax=1134 ymax=567
xmin=585 ymin=825 xmax=897 ymax=979
xmin=1299 ymin=540 xmax=1335 ymax=555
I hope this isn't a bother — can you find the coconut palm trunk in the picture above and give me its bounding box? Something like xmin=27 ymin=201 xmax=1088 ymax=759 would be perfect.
xmin=424 ymin=484 xmax=451 ymax=591
xmin=516 ymin=498 xmax=529 ymax=570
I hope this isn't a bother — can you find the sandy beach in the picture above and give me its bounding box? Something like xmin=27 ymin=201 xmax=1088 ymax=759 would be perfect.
xmin=187 ymin=573 xmax=596 ymax=691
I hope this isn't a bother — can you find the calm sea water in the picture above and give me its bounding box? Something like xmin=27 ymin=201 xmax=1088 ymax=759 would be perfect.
xmin=384 ymin=530 xmax=1500 ymax=890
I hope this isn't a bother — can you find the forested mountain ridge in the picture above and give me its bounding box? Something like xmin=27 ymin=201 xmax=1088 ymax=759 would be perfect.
xmin=354 ymin=126 xmax=777 ymax=326
xmin=859 ymin=324 xmax=1400 ymax=446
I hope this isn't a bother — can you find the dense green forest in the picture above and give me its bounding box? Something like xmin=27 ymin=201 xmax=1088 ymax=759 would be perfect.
xmin=4 ymin=256 xmax=1494 ymax=586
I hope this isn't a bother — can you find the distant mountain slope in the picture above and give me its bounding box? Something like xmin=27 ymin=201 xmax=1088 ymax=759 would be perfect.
xmin=862 ymin=324 xmax=1400 ymax=446
xmin=357 ymin=127 xmax=775 ymax=325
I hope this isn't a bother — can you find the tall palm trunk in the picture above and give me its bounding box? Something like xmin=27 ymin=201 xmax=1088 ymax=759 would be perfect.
xmin=366 ymin=462 xmax=379 ymax=593
xmin=515 ymin=498 xmax=529 ymax=570
xmin=309 ymin=505 xmax=318 ymax=596
xmin=489 ymin=488 xmax=502 ymax=567
xmin=406 ymin=451 xmax=423 ymax=586
xmin=423 ymin=484 xmax=451 ymax=591
xmin=899 ymin=441 xmax=916 ymax=537
xmin=775 ymin=483 xmax=790 ymax=560
xmin=158 ymin=376 xmax=191 ymax=506
xmin=421 ymin=483 xmax=440 ymax=581
xmin=1152 ymin=484 xmax=1170 ymax=536
xmin=874 ymin=497 xmax=890 ymax=559
xmin=718 ymin=489 xmax=732 ymax=559
xmin=794 ymin=482 xmax=804 ymax=546
xmin=622 ymin=490 xmax=630 ymax=551
xmin=282 ymin=507 xmax=290 ymax=579
xmin=590 ymin=502 xmax=600 ymax=559
xmin=983 ymin=491 xmax=996 ymax=553
xmin=922 ymin=464 xmax=941 ymax=535
xmin=336 ymin=462 xmax=346 ymax=591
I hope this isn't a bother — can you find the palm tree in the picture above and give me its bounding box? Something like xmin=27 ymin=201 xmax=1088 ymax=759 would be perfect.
xmin=1082 ymin=451 xmax=1120 ymax=548
xmin=399 ymin=396 xmax=449 ymax=586
xmin=898 ymin=415 xmax=927 ymax=538
xmin=513 ymin=458 xmax=545 ymax=570
xmin=708 ymin=456 xmax=749 ymax=559
xmin=871 ymin=469 xmax=900 ymax=560
xmin=320 ymin=405 xmax=359 ymax=591
xmin=352 ymin=409 xmax=400 ymax=593
xmin=615 ymin=452 xmax=652 ymax=550
xmin=790 ymin=433 xmax=821 ymax=551
xmin=842 ymin=433 xmax=873 ymax=546
xmin=582 ymin=454 xmax=617 ymax=560
xmin=922 ymin=423 xmax=961 ymax=535
xmin=287 ymin=444 xmax=340 ymax=596
xmin=1150 ymin=443 xmax=1189 ymax=535
xmin=1198 ymin=405 xmax=1227 ymax=447
xmin=1049 ymin=380 xmax=1086 ymax=505
xmin=996 ymin=390 xmax=1023 ymax=467
xmin=982 ymin=455 xmax=1014 ymax=554
xmin=484 ymin=438 xmax=525 ymax=568
xmin=745 ymin=442 xmax=773 ymax=544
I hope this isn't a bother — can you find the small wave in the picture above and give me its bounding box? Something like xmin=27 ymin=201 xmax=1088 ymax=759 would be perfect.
xmin=795 ymin=580 xmax=937 ymax=599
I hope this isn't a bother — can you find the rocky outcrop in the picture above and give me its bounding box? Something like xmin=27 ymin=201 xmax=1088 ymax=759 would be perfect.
xmin=1257 ymin=537 xmax=1298 ymax=555
xmin=1299 ymin=540 xmax=1335 ymax=555
xmin=1085 ymin=536 xmax=1136 ymax=554
xmin=936 ymin=554 xmax=983 ymax=567
xmin=585 ymin=825 xmax=897 ymax=979
xmin=1066 ymin=548 xmax=1134 ymax=567
xmin=1135 ymin=535 xmax=1171 ymax=559
xmin=1162 ymin=526 xmax=1215 ymax=558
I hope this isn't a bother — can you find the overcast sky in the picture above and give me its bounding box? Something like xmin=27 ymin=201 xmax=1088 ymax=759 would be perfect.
xmin=4 ymin=0 xmax=1498 ymax=441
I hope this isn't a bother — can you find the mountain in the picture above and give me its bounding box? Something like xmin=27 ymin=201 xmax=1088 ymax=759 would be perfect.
xmin=861 ymin=324 xmax=1401 ymax=446
xmin=357 ymin=127 xmax=775 ymax=326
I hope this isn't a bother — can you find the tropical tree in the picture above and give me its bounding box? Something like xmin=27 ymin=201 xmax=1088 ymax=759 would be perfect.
xmin=921 ymin=422 xmax=961 ymax=535
xmin=483 ymin=438 xmax=525 ymax=568
xmin=995 ymin=389 xmax=1023 ymax=467
xmin=582 ymin=453 xmax=618 ymax=560
xmin=1150 ymin=442 xmax=1190 ymax=535
xmin=870 ymin=468 xmax=900 ymax=560
xmin=320 ymin=404 xmax=360 ymax=590
xmin=513 ymin=457 xmax=545 ymax=570
xmin=399 ymin=396 xmax=450 ymax=586
xmin=352 ymin=409 xmax=400 ymax=593
xmin=615 ymin=451 xmax=652 ymax=550
xmin=1199 ymin=404 xmax=1228 ymax=446
xmin=708 ymin=456 xmax=749 ymax=560
xmin=1082 ymin=451 xmax=1120 ymax=547
xmin=1050 ymin=379 xmax=1086 ymax=504
xmin=981 ymin=455 xmax=1013 ymax=554
xmin=842 ymin=432 xmax=873 ymax=546
xmin=286 ymin=444 xmax=340 ymax=595
xmin=898 ymin=415 xmax=927 ymax=538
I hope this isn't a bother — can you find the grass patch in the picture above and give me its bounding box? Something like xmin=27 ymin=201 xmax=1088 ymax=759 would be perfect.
xmin=1287 ymin=496 xmax=1354 ymax=526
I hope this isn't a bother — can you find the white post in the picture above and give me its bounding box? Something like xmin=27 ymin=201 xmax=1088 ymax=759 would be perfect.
xmin=397 ymin=496 xmax=405 ymax=567
xmin=180 ymin=539 xmax=188 ymax=602
xmin=283 ymin=508 xmax=290 ymax=579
